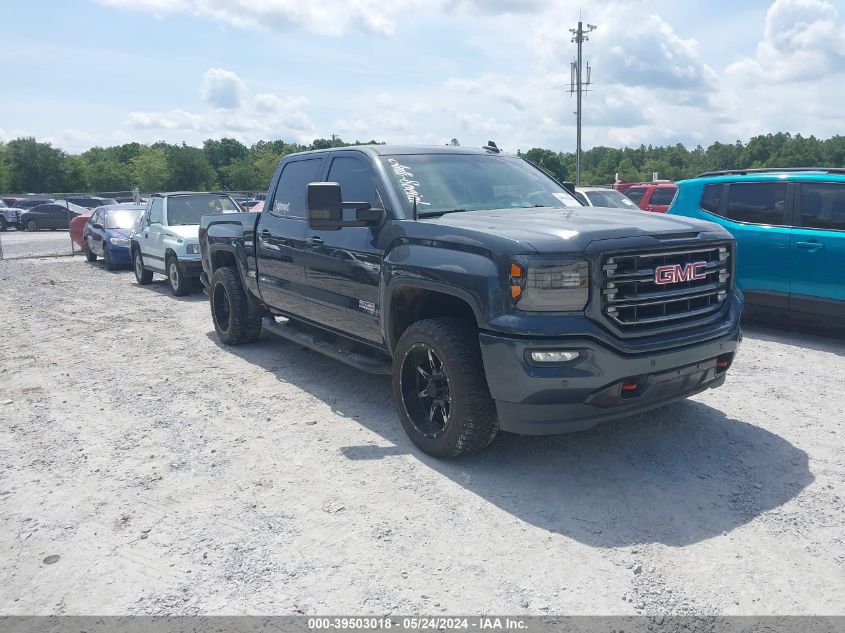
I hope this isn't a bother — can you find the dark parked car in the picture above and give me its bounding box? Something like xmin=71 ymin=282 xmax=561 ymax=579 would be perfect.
xmin=19 ymin=203 xmax=82 ymax=231
xmin=65 ymin=195 xmax=118 ymax=209
xmin=11 ymin=198 xmax=55 ymax=210
xmin=199 ymin=144 xmax=741 ymax=458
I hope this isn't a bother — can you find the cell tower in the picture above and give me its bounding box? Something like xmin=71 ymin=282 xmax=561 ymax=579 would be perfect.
xmin=569 ymin=21 xmax=596 ymax=186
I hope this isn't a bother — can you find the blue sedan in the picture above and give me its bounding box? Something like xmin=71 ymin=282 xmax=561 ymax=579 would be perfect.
xmin=83 ymin=204 xmax=145 ymax=270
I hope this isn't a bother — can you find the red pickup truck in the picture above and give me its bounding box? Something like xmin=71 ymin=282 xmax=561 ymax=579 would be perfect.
xmin=622 ymin=183 xmax=678 ymax=213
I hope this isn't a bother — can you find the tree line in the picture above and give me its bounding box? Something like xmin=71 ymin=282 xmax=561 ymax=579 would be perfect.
xmin=2 ymin=132 xmax=845 ymax=195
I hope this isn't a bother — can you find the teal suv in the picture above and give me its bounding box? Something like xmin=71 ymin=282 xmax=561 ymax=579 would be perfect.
xmin=669 ymin=168 xmax=845 ymax=321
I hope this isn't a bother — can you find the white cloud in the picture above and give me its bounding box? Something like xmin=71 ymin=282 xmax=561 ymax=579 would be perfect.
xmin=726 ymin=0 xmax=845 ymax=83
xmin=201 ymin=68 xmax=246 ymax=109
xmin=97 ymin=0 xmax=423 ymax=37
xmin=126 ymin=69 xmax=316 ymax=143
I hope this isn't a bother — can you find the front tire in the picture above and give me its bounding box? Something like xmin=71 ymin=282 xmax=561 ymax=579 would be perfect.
xmin=210 ymin=266 xmax=262 ymax=345
xmin=26 ymin=219 xmax=38 ymax=231
xmin=392 ymin=318 xmax=499 ymax=458
xmin=133 ymin=249 xmax=153 ymax=285
xmin=103 ymin=245 xmax=116 ymax=271
xmin=84 ymin=239 xmax=97 ymax=262
xmin=167 ymin=256 xmax=191 ymax=296
xmin=0 ymin=217 xmax=7 ymax=231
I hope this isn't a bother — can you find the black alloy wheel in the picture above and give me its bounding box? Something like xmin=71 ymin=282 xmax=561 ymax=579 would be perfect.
xmin=400 ymin=343 xmax=452 ymax=439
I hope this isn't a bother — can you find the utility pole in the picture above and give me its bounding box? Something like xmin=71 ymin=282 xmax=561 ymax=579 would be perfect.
xmin=570 ymin=21 xmax=596 ymax=186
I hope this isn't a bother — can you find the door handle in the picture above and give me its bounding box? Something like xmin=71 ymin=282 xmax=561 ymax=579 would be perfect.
xmin=308 ymin=236 xmax=323 ymax=247
xmin=260 ymin=229 xmax=271 ymax=237
xmin=796 ymin=241 xmax=824 ymax=250
xmin=143 ymin=233 xmax=148 ymax=238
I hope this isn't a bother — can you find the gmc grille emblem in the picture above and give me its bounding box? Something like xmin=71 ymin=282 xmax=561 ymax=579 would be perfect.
xmin=654 ymin=262 xmax=707 ymax=285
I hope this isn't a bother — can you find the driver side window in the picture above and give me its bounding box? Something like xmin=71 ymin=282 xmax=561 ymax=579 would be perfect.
xmin=149 ymin=198 xmax=164 ymax=224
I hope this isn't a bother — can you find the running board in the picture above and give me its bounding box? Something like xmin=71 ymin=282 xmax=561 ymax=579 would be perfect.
xmin=261 ymin=317 xmax=392 ymax=375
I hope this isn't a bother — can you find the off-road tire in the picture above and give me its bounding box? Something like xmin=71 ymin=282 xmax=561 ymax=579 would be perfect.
xmin=393 ymin=317 xmax=499 ymax=458
xmin=210 ymin=266 xmax=262 ymax=345
xmin=133 ymin=249 xmax=153 ymax=285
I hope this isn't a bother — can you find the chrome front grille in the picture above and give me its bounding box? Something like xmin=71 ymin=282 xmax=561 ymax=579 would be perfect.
xmin=601 ymin=245 xmax=731 ymax=332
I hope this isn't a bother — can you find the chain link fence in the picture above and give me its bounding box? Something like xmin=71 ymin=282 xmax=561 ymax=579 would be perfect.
xmin=0 ymin=190 xmax=263 ymax=260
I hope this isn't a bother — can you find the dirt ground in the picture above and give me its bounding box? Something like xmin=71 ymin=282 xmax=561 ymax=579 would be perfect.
xmin=1 ymin=256 xmax=843 ymax=616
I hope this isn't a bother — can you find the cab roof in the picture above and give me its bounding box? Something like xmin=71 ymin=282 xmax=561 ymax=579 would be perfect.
xmin=285 ymin=144 xmax=513 ymax=159
xmin=680 ymin=167 xmax=845 ymax=186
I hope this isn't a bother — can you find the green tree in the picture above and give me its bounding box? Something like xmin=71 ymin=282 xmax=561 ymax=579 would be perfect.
xmin=129 ymin=147 xmax=169 ymax=192
xmin=165 ymin=143 xmax=217 ymax=190
xmin=87 ymin=159 xmax=132 ymax=192
xmin=522 ymin=148 xmax=567 ymax=182
xmin=203 ymin=138 xmax=249 ymax=172
xmin=64 ymin=155 xmax=91 ymax=192
xmin=0 ymin=143 xmax=11 ymax=193
xmin=4 ymin=137 xmax=69 ymax=192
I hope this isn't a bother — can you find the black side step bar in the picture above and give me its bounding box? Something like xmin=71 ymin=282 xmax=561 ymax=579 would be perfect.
xmin=261 ymin=317 xmax=392 ymax=375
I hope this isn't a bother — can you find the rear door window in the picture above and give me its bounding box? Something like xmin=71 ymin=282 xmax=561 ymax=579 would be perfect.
xmin=724 ymin=182 xmax=787 ymax=225
xmin=799 ymin=182 xmax=845 ymax=232
xmin=649 ymin=187 xmax=677 ymax=206
xmin=626 ymin=188 xmax=646 ymax=204
xmin=270 ymin=158 xmax=324 ymax=219
xmin=700 ymin=184 xmax=722 ymax=213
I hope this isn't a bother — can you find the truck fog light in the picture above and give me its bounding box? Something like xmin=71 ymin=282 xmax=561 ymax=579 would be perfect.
xmin=530 ymin=350 xmax=580 ymax=363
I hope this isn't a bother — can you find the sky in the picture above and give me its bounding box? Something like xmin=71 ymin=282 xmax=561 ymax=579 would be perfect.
xmin=1 ymin=0 xmax=844 ymax=155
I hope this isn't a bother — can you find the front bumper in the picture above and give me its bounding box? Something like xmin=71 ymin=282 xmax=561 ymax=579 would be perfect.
xmin=177 ymin=258 xmax=203 ymax=278
xmin=479 ymin=295 xmax=742 ymax=435
xmin=107 ymin=245 xmax=132 ymax=263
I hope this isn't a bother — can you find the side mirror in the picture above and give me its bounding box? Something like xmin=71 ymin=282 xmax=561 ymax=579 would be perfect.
xmin=307 ymin=182 xmax=386 ymax=231
xmin=307 ymin=182 xmax=343 ymax=230
xmin=92 ymin=222 xmax=104 ymax=230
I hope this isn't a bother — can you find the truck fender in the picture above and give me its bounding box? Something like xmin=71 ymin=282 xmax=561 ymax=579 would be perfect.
xmin=205 ymin=222 xmax=259 ymax=299
xmin=381 ymin=244 xmax=498 ymax=353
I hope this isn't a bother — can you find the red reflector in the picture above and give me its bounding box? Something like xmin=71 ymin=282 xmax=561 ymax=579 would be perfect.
xmin=622 ymin=380 xmax=638 ymax=391
xmin=717 ymin=359 xmax=729 ymax=369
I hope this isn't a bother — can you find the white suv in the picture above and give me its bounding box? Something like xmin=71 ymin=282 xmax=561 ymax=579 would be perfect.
xmin=130 ymin=192 xmax=240 ymax=296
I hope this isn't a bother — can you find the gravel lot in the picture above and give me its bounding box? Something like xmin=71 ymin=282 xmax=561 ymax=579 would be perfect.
xmin=1 ymin=256 xmax=843 ymax=616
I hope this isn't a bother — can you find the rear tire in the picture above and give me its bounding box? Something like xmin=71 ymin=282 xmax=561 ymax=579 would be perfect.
xmin=133 ymin=249 xmax=153 ymax=285
xmin=26 ymin=219 xmax=38 ymax=231
xmin=0 ymin=217 xmax=7 ymax=231
xmin=210 ymin=266 xmax=262 ymax=345
xmin=392 ymin=318 xmax=499 ymax=458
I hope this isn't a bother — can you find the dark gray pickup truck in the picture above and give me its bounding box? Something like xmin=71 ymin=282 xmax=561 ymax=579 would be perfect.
xmin=199 ymin=144 xmax=742 ymax=458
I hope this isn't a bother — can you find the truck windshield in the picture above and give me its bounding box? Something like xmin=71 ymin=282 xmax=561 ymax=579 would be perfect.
xmin=166 ymin=195 xmax=239 ymax=226
xmin=380 ymin=154 xmax=581 ymax=216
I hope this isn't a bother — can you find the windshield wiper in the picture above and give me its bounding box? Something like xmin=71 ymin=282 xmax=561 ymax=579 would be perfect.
xmin=417 ymin=208 xmax=468 ymax=218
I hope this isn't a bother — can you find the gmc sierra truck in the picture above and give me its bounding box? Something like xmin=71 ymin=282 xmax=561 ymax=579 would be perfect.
xmin=199 ymin=145 xmax=743 ymax=458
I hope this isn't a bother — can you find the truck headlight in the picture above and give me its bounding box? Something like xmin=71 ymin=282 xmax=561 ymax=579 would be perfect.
xmin=510 ymin=259 xmax=589 ymax=312
xmin=109 ymin=237 xmax=130 ymax=246
xmin=185 ymin=243 xmax=200 ymax=255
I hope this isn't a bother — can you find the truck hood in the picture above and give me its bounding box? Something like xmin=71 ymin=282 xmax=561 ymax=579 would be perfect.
xmin=421 ymin=206 xmax=726 ymax=252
